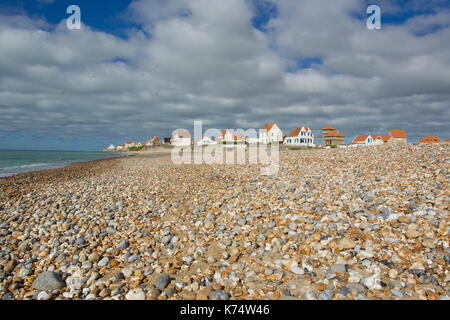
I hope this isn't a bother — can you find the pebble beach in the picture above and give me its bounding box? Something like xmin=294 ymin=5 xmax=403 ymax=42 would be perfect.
xmin=0 ymin=143 xmax=448 ymax=300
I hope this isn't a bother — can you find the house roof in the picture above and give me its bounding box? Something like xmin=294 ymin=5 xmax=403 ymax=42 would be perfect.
xmin=264 ymin=123 xmax=276 ymax=131
xmin=418 ymin=136 xmax=440 ymax=143
xmin=324 ymin=130 xmax=345 ymax=137
xmin=287 ymin=127 xmax=310 ymax=137
xmin=353 ymin=135 xmax=369 ymax=143
xmin=389 ymin=129 xmax=407 ymax=138
xmin=322 ymin=125 xmax=336 ymax=130
xmin=372 ymin=134 xmax=392 ymax=142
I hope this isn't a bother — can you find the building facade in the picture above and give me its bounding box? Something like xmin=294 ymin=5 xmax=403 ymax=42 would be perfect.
xmin=284 ymin=127 xmax=314 ymax=147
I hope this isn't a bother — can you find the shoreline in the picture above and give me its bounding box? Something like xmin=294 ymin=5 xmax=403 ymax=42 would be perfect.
xmin=0 ymin=152 xmax=134 ymax=180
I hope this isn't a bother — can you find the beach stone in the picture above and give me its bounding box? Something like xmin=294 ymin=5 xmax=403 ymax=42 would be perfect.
xmin=209 ymin=290 xmax=230 ymax=300
xmin=156 ymin=274 xmax=170 ymax=291
xmin=330 ymin=264 xmax=347 ymax=274
xmin=338 ymin=238 xmax=356 ymax=249
xmin=319 ymin=289 xmax=334 ymax=300
xmin=197 ymin=286 xmax=213 ymax=300
xmin=98 ymin=257 xmax=109 ymax=267
xmin=32 ymin=272 xmax=65 ymax=291
xmin=117 ymin=240 xmax=129 ymax=250
xmin=290 ymin=266 xmax=305 ymax=275
xmin=37 ymin=291 xmax=52 ymax=300
xmin=125 ymin=288 xmax=146 ymax=300
xmin=391 ymin=289 xmax=403 ymax=298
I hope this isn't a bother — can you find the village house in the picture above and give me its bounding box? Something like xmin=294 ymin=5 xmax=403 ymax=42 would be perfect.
xmin=116 ymin=144 xmax=125 ymax=150
xmin=418 ymin=136 xmax=440 ymax=143
xmin=284 ymin=126 xmax=314 ymax=147
xmin=260 ymin=123 xmax=284 ymax=144
xmin=322 ymin=126 xmax=345 ymax=147
xmin=217 ymin=129 xmax=245 ymax=144
xmin=171 ymin=129 xmax=191 ymax=146
xmin=372 ymin=134 xmax=392 ymax=145
xmin=388 ymin=129 xmax=407 ymax=144
xmin=125 ymin=141 xmax=135 ymax=148
xmin=107 ymin=144 xmax=115 ymax=150
xmin=146 ymin=136 xmax=160 ymax=146
xmin=135 ymin=142 xmax=142 ymax=148
xmin=350 ymin=135 xmax=375 ymax=146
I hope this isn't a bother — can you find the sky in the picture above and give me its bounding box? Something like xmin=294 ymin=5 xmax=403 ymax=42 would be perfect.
xmin=0 ymin=0 xmax=449 ymax=151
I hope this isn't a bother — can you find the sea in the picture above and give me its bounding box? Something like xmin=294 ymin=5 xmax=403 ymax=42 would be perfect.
xmin=0 ymin=150 xmax=128 ymax=177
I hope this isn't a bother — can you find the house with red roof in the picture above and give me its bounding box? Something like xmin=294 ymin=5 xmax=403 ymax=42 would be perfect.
xmin=283 ymin=126 xmax=314 ymax=147
xmin=217 ymin=129 xmax=245 ymax=144
xmin=350 ymin=135 xmax=375 ymax=146
xmin=418 ymin=136 xmax=440 ymax=143
xmin=388 ymin=129 xmax=407 ymax=144
xmin=260 ymin=123 xmax=283 ymax=144
xmin=125 ymin=141 xmax=135 ymax=148
xmin=322 ymin=125 xmax=345 ymax=147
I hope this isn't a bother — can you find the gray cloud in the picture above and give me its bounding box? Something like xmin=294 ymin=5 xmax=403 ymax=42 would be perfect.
xmin=0 ymin=0 xmax=449 ymax=148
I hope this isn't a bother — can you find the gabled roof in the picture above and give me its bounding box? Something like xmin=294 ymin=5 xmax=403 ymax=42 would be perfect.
xmin=389 ymin=129 xmax=407 ymax=138
xmin=264 ymin=123 xmax=276 ymax=131
xmin=322 ymin=125 xmax=336 ymax=130
xmin=353 ymin=135 xmax=370 ymax=143
xmin=372 ymin=134 xmax=392 ymax=142
xmin=324 ymin=130 xmax=345 ymax=137
xmin=287 ymin=127 xmax=310 ymax=137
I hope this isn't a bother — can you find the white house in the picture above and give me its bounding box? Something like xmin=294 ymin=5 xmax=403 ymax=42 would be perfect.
xmin=260 ymin=123 xmax=283 ymax=144
xmin=350 ymin=135 xmax=375 ymax=146
xmin=197 ymin=136 xmax=217 ymax=145
xmin=116 ymin=144 xmax=125 ymax=150
xmin=107 ymin=144 xmax=115 ymax=150
xmin=171 ymin=129 xmax=191 ymax=146
xmin=284 ymin=127 xmax=314 ymax=147
xmin=125 ymin=141 xmax=135 ymax=148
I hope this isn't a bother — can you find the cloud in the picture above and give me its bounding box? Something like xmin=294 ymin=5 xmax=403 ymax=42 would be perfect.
xmin=0 ymin=0 xmax=449 ymax=149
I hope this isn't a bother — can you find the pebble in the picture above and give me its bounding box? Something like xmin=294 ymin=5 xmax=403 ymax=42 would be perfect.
xmin=37 ymin=291 xmax=52 ymax=300
xmin=156 ymin=274 xmax=170 ymax=291
xmin=125 ymin=288 xmax=146 ymax=300
xmin=98 ymin=257 xmax=109 ymax=267
xmin=31 ymin=272 xmax=65 ymax=291
xmin=209 ymin=290 xmax=230 ymax=300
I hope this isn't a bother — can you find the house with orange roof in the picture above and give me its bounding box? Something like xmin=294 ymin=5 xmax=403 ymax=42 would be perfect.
xmin=146 ymin=136 xmax=160 ymax=146
xmin=388 ymin=129 xmax=407 ymax=144
xmin=418 ymin=136 xmax=440 ymax=143
xmin=260 ymin=123 xmax=284 ymax=144
xmin=322 ymin=126 xmax=345 ymax=147
xmin=217 ymin=129 xmax=246 ymax=144
xmin=372 ymin=134 xmax=392 ymax=145
xmin=283 ymin=126 xmax=314 ymax=147
xmin=116 ymin=144 xmax=125 ymax=150
xmin=351 ymin=135 xmax=375 ymax=146
xmin=125 ymin=141 xmax=135 ymax=148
